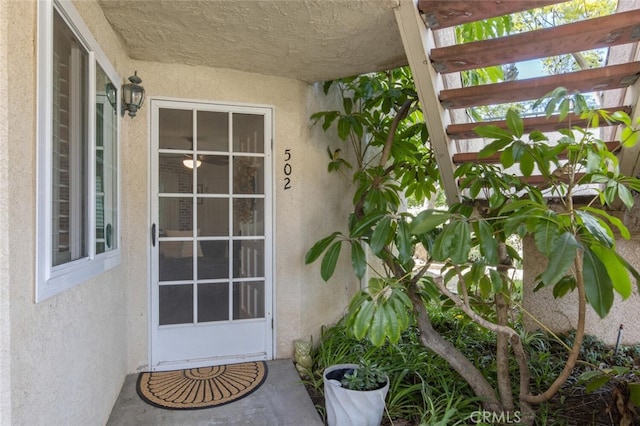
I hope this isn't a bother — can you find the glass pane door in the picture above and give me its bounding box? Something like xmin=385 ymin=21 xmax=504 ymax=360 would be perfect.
xmin=151 ymin=101 xmax=272 ymax=370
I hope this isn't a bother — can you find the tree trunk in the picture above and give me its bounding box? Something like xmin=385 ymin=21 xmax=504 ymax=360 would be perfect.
xmin=411 ymin=290 xmax=503 ymax=412
xmin=496 ymin=242 xmax=514 ymax=410
xmin=495 ymin=292 xmax=513 ymax=411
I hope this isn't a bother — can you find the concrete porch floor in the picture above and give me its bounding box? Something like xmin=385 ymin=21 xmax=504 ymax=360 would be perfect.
xmin=107 ymin=359 xmax=324 ymax=426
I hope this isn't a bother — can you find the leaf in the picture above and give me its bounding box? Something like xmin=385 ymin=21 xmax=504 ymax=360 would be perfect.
xmin=348 ymin=115 xmax=364 ymax=138
xmin=590 ymin=245 xmax=632 ymax=299
xmin=552 ymin=275 xmax=576 ymax=298
xmin=474 ymin=125 xmax=512 ymax=140
xmin=389 ymin=297 xmax=408 ymax=332
xmin=311 ymin=110 xmax=339 ymax=130
xmin=477 ymin=220 xmax=499 ymax=264
xmin=352 ymin=299 xmax=375 ymax=340
xmin=579 ymin=370 xmax=605 ymax=383
xmin=369 ymin=304 xmax=386 ymax=346
xmin=534 ymin=217 xmax=559 ymax=256
xmin=617 ymin=183 xmax=634 ymax=209
xmin=343 ymin=97 xmax=353 ymax=114
xmin=520 ymin=151 xmax=535 ymax=177
xmin=322 ymin=80 xmax=334 ymax=95
xmin=351 ymin=243 xmax=367 ymax=279
xmin=582 ymin=247 xmax=614 ymax=318
xmin=576 ymin=211 xmax=613 ymax=248
xmin=468 ymin=261 xmax=485 ymax=286
xmin=512 ymin=140 xmax=526 ymax=161
xmin=611 ymin=253 xmax=640 ymax=294
xmin=500 ymin=147 xmax=515 ymax=168
xmin=499 ymin=199 xmax=537 ymax=214
xmin=479 ymin=276 xmax=492 ymax=298
xmin=370 ymin=216 xmax=392 ymax=254
xmin=621 ymin=126 xmax=639 ymax=148
xmin=585 ymin=375 xmax=610 ymax=394
xmin=320 ymin=241 xmax=342 ymax=282
xmin=383 ymin=303 xmax=401 ymax=344
xmin=506 ymin=109 xmax=524 ymax=138
xmin=305 ymin=232 xmax=340 ymax=264
xmin=489 ymin=268 xmax=503 ymax=292
xmin=350 ymin=212 xmax=385 ymax=238
xmin=396 ymin=219 xmax=412 ymax=264
xmin=450 ymin=220 xmax=472 ymax=264
xmin=478 ymin=137 xmax=512 ymax=158
xmin=337 ymin=116 xmax=350 ymax=140
xmin=611 ymin=110 xmax=632 ymax=126
xmin=629 ymin=383 xmax=640 ymax=407
xmin=529 ymin=130 xmax=548 ymax=142
xmin=411 ymin=210 xmax=452 ymax=235
xmin=582 ymin=206 xmax=630 ymax=240
xmin=541 ymin=233 xmax=579 ymax=287
xmin=432 ymin=224 xmax=455 ymax=262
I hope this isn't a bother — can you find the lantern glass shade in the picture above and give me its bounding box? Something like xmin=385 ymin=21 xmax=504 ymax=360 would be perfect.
xmin=122 ymin=72 xmax=145 ymax=117
xmin=105 ymin=82 xmax=117 ymax=110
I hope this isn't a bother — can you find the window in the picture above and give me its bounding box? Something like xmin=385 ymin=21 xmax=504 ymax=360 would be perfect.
xmin=36 ymin=0 xmax=121 ymax=302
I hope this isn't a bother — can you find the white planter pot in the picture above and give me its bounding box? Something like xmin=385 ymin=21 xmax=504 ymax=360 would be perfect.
xmin=323 ymin=363 xmax=390 ymax=426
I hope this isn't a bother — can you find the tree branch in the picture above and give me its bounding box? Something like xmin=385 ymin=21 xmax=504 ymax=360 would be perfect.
xmin=522 ymin=252 xmax=586 ymax=404
xmin=434 ymin=276 xmax=519 ymax=339
xmin=496 ymin=292 xmax=514 ymax=411
xmin=408 ymin=286 xmax=503 ymax=412
xmin=496 ymin=243 xmax=514 ymax=410
xmin=379 ymin=99 xmax=413 ymax=168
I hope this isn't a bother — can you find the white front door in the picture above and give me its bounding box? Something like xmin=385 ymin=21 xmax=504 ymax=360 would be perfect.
xmin=150 ymin=99 xmax=273 ymax=371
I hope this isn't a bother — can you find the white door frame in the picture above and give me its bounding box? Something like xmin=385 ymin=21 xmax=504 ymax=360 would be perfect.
xmin=148 ymin=97 xmax=275 ymax=371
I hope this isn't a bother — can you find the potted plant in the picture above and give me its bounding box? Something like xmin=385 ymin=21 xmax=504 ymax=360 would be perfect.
xmin=323 ymin=359 xmax=389 ymax=426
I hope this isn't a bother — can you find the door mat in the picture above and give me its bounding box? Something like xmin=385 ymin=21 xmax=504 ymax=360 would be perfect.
xmin=137 ymin=361 xmax=268 ymax=410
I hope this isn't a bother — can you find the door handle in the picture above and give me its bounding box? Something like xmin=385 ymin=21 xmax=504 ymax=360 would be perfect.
xmin=106 ymin=223 xmax=112 ymax=248
xmin=151 ymin=223 xmax=156 ymax=247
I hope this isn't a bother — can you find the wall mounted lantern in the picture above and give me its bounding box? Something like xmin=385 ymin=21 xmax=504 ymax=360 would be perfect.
xmin=122 ymin=71 xmax=145 ymax=117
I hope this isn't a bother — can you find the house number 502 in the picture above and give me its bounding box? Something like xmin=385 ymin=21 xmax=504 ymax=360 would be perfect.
xmin=284 ymin=149 xmax=292 ymax=190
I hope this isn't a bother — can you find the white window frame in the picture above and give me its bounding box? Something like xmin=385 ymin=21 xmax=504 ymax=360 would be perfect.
xmin=36 ymin=0 xmax=121 ymax=302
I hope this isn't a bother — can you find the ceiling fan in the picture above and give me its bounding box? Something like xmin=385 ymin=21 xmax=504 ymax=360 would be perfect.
xmin=181 ymin=137 xmax=229 ymax=168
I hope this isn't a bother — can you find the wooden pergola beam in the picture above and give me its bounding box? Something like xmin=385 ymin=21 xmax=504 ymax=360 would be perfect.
xmin=430 ymin=10 xmax=640 ymax=73
xmin=453 ymin=142 xmax=620 ymax=164
xmin=418 ymin=0 xmax=563 ymax=29
xmin=440 ymin=62 xmax=640 ymax=109
xmin=447 ymin=107 xmax=631 ymax=140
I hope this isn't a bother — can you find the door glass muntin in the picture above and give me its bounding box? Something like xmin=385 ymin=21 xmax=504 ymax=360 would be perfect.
xmin=158 ymin=107 xmax=266 ymax=326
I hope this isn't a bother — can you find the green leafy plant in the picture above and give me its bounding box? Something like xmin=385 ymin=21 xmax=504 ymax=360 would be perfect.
xmin=340 ymin=359 xmax=387 ymax=391
xmin=578 ymin=366 xmax=640 ymax=425
xmin=579 ymin=367 xmax=640 ymax=400
xmin=306 ymin=67 xmax=640 ymax=421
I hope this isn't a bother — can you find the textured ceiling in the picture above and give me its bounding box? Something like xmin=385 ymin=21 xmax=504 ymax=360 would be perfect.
xmin=96 ymin=0 xmax=408 ymax=83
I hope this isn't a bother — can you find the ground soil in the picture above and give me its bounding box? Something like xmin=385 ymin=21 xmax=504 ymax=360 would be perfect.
xmin=540 ymin=373 xmax=640 ymax=426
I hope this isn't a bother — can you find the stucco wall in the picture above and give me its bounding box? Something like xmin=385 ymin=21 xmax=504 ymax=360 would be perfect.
xmin=122 ymin=62 xmax=359 ymax=370
xmin=3 ymin=1 xmax=357 ymax=424
xmin=0 ymin=0 xmax=11 ymax=424
xmin=5 ymin=1 xmax=131 ymax=424
xmin=523 ymin=236 xmax=640 ymax=345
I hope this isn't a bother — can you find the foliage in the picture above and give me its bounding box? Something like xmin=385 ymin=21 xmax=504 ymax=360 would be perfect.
xmin=579 ymin=367 xmax=640 ymax=404
xmin=305 ymin=319 xmax=481 ymax=424
xmin=305 ymin=314 xmax=640 ymax=424
xmin=340 ymin=359 xmax=387 ymax=391
xmin=310 ymin=67 xmax=438 ymax=206
xmin=306 ymin=63 xmax=640 ymax=416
